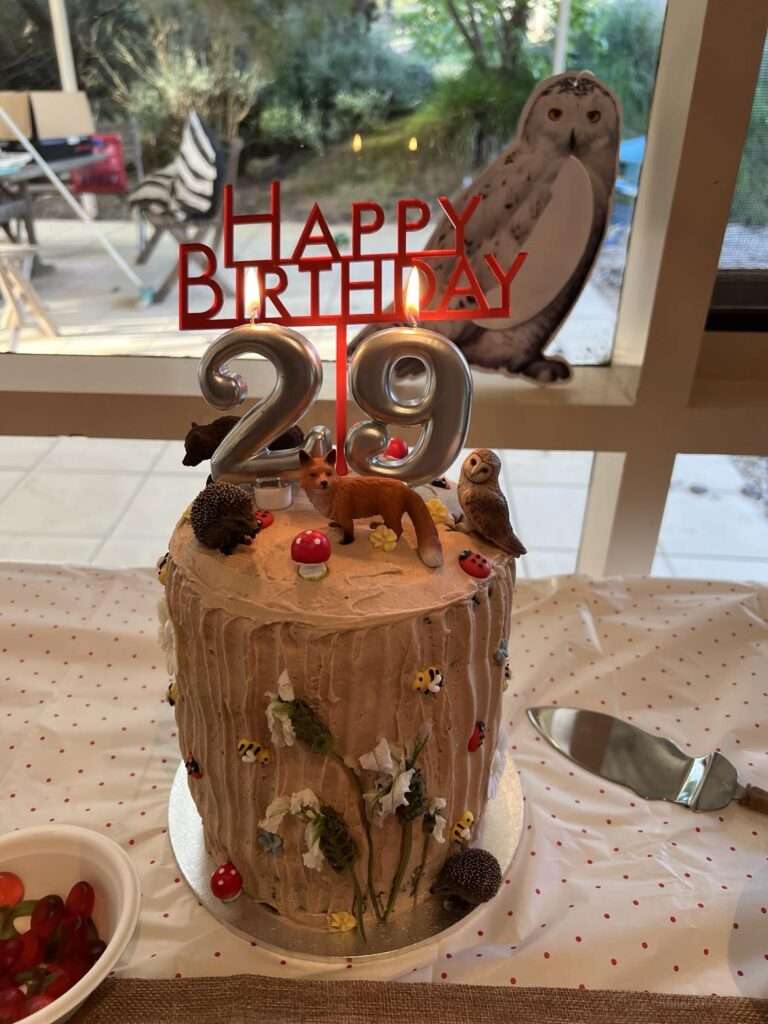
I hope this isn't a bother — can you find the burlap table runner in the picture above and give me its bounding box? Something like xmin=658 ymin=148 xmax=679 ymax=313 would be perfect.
xmin=70 ymin=977 xmax=768 ymax=1023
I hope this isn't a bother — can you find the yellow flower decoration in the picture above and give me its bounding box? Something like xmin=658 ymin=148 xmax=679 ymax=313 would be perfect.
xmin=328 ymin=910 xmax=357 ymax=932
xmin=369 ymin=525 xmax=398 ymax=553
xmin=426 ymin=498 xmax=453 ymax=527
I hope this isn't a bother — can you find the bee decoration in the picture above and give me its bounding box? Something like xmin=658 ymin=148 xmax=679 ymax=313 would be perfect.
xmin=412 ymin=667 xmax=444 ymax=695
xmin=237 ymin=739 xmax=271 ymax=765
xmin=166 ymin=680 xmax=178 ymax=707
xmin=185 ymin=754 xmax=202 ymax=780
xmin=452 ymin=810 xmax=474 ymax=844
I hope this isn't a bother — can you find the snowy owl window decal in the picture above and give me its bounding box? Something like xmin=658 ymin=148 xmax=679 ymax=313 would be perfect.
xmin=351 ymin=71 xmax=621 ymax=386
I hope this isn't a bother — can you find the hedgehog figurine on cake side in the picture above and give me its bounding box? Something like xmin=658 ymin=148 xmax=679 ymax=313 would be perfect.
xmin=190 ymin=481 xmax=259 ymax=555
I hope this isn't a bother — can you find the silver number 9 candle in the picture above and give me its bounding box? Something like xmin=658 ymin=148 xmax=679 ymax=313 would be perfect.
xmin=345 ymin=324 xmax=472 ymax=486
xmin=199 ymin=322 xmax=324 ymax=484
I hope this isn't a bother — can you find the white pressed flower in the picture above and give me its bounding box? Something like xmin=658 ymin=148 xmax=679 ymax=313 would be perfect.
xmin=302 ymin=820 xmax=326 ymax=871
xmin=265 ymin=669 xmax=296 ymax=747
xmin=290 ymin=788 xmax=320 ymax=815
xmin=276 ymin=669 xmax=294 ymax=702
xmin=427 ymin=796 xmax=447 ymax=844
xmin=358 ymin=737 xmax=396 ymax=775
xmin=359 ymin=737 xmax=414 ymax=824
xmin=258 ymin=795 xmax=290 ymax=834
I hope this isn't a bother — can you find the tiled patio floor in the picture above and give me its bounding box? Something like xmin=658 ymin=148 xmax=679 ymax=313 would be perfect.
xmin=0 ymin=436 xmax=765 ymax=582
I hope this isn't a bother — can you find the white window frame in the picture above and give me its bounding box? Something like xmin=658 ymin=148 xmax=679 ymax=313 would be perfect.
xmin=1 ymin=0 xmax=767 ymax=576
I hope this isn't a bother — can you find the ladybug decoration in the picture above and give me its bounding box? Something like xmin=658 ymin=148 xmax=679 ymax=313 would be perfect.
xmin=459 ymin=549 xmax=492 ymax=579
xmin=253 ymin=509 xmax=274 ymax=530
xmin=468 ymin=721 xmax=486 ymax=752
xmin=185 ymin=754 xmax=202 ymax=779
xmin=210 ymin=862 xmax=243 ymax=902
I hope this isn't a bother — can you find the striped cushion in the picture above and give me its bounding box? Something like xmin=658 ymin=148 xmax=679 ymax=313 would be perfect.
xmin=129 ymin=111 xmax=222 ymax=220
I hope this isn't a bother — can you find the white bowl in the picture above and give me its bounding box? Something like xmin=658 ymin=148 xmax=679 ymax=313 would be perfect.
xmin=0 ymin=825 xmax=140 ymax=1023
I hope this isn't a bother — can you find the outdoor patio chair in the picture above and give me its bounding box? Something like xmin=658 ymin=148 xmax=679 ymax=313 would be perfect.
xmin=129 ymin=112 xmax=241 ymax=303
xmin=0 ymin=242 xmax=58 ymax=350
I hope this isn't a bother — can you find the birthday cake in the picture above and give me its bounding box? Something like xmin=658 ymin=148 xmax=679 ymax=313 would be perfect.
xmin=159 ymin=450 xmax=519 ymax=932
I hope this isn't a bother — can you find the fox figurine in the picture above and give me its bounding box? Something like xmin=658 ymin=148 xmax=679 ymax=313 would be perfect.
xmin=298 ymin=450 xmax=443 ymax=569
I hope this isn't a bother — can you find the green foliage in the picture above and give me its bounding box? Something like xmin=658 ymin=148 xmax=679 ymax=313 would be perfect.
xmin=729 ymin=43 xmax=767 ymax=226
xmin=566 ymin=0 xmax=663 ymax=137
xmin=257 ymin=20 xmax=432 ymax=154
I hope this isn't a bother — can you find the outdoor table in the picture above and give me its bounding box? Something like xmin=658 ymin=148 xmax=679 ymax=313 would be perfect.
xmin=0 ymin=152 xmax=106 ymax=247
xmin=2 ymin=563 xmax=766 ymax=1020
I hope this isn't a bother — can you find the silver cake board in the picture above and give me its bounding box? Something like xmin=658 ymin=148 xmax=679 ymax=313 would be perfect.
xmin=168 ymin=760 xmax=525 ymax=962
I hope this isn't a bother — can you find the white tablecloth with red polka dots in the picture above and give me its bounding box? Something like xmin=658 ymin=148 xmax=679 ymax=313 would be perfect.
xmin=2 ymin=565 xmax=767 ymax=997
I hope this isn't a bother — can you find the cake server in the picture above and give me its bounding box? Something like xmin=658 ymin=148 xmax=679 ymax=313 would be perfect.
xmin=527 ymin=706 xmax=768 ymax=815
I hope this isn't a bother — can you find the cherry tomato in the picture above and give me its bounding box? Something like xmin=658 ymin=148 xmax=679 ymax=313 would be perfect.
xmin=0 ymin=939 xmax=21 ymax=977
xmin=0 ymin=877 xmax=23 ymax=911
xmin=20 ymin=994 xmax=54 ymax=1017
xmin=64 ymin=882 xmax=94 ymax=920
xmin=30 ymin=896 xmax=64 ymax=940
xmin=0 ymin=985 xmax=24 ymax=1024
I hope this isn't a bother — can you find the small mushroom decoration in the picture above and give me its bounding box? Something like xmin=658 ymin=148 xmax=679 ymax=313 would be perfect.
xmin=210 ymin=862 xmax=243 ymax=902
xmin=468 ymin=721 xmax=486 ymax=752
xmin=451 ymin=810 xmax=474 ymax=843
xmin=459 ymin=549 xmax=492 ymax=579
xmin=291 ymin=529 xmax=331 ymax=580
xmin=412 ymin=667 xmax=444 ymax=694
xmin=431 ymin=848 xmax=502 ymax=907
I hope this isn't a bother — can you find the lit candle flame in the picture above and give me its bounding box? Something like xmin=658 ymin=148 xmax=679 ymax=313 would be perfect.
xmin=408 ymin=136 xmax=418 ymax=152
xmin=352 ymin=133 xmax=363 ymax=154
xmin=245 ymin=267 xmax=261 ymax=322
xmin=405 ymin=267 xmax=420 ymax=327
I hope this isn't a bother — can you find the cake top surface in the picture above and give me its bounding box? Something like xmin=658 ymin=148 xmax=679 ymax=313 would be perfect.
xmin=168 ymin=486 xmax=514 ymax=630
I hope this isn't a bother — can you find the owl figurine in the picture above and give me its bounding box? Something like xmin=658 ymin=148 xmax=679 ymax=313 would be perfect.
xmin=457 ymin=450 xmax=526 ymax=557
xmin=351 ymin=71 xmax=621 ymax=384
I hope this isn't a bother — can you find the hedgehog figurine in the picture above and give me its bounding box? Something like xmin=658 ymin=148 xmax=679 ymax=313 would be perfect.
xmin=431 ymin=848 xmax=503 ymax=907
xmin=190 ymin=481 xmax=259 ymax=555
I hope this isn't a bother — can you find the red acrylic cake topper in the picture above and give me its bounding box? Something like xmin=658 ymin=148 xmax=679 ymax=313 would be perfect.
xmin=178 ymin=181 xmax=527 ymax=477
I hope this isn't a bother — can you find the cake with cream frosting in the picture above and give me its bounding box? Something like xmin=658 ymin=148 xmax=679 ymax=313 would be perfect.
xmin=160 ymin=478 xmax=516 ymax=931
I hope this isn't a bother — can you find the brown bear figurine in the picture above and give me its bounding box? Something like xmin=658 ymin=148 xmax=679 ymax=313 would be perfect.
xmin=183 ymin=417 xmax=305 ymax=467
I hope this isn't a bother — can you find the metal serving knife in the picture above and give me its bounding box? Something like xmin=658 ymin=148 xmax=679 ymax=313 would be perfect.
xmin=527 ymin=706 xmax=768 ymax=816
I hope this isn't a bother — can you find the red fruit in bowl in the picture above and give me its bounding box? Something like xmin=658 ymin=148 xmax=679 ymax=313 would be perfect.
xmin=21 ymin=994 xmax=54 ymax=1016
xmin=384 ymin=437 xmax=408 ymax=460
xmin=30 ymin=895 xmax=64 ymax=940
xmin=0 ymin=876 xmax=23 ymax=910
xmin=210 ymin=863 xmax=242 ymax=902
xmin=14 ymin=933 xmax=42 ymax=973
xmin=58 ymin=916 xmax=88 ymax=961
xmin=458 ymin=549 xmax=491 ymax=579
xmin=0 ymin=985 xmax=24 ymax=1023
xmin=64 ymin=882 xmax=95 ymax=920
xmin=40 ymin=965 xmax=73 ymax=1000
xmin=0 ymin=939 xmax=21 ymax=976
xmin=86 ymin=939 xmax=107 ymax=965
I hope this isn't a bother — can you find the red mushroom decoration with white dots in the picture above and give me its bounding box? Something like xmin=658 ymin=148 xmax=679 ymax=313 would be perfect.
xmin=291 ymin=530 xmax=331 ymax=580
xmin=384 ymin=436 xmax=409 ymax=460
xmin=210 ymin=862 xmax=243 ymax=902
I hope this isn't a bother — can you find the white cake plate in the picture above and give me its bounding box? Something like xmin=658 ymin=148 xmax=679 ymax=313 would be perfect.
xmin=168 ymin=758 xmax=524 ymax=962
